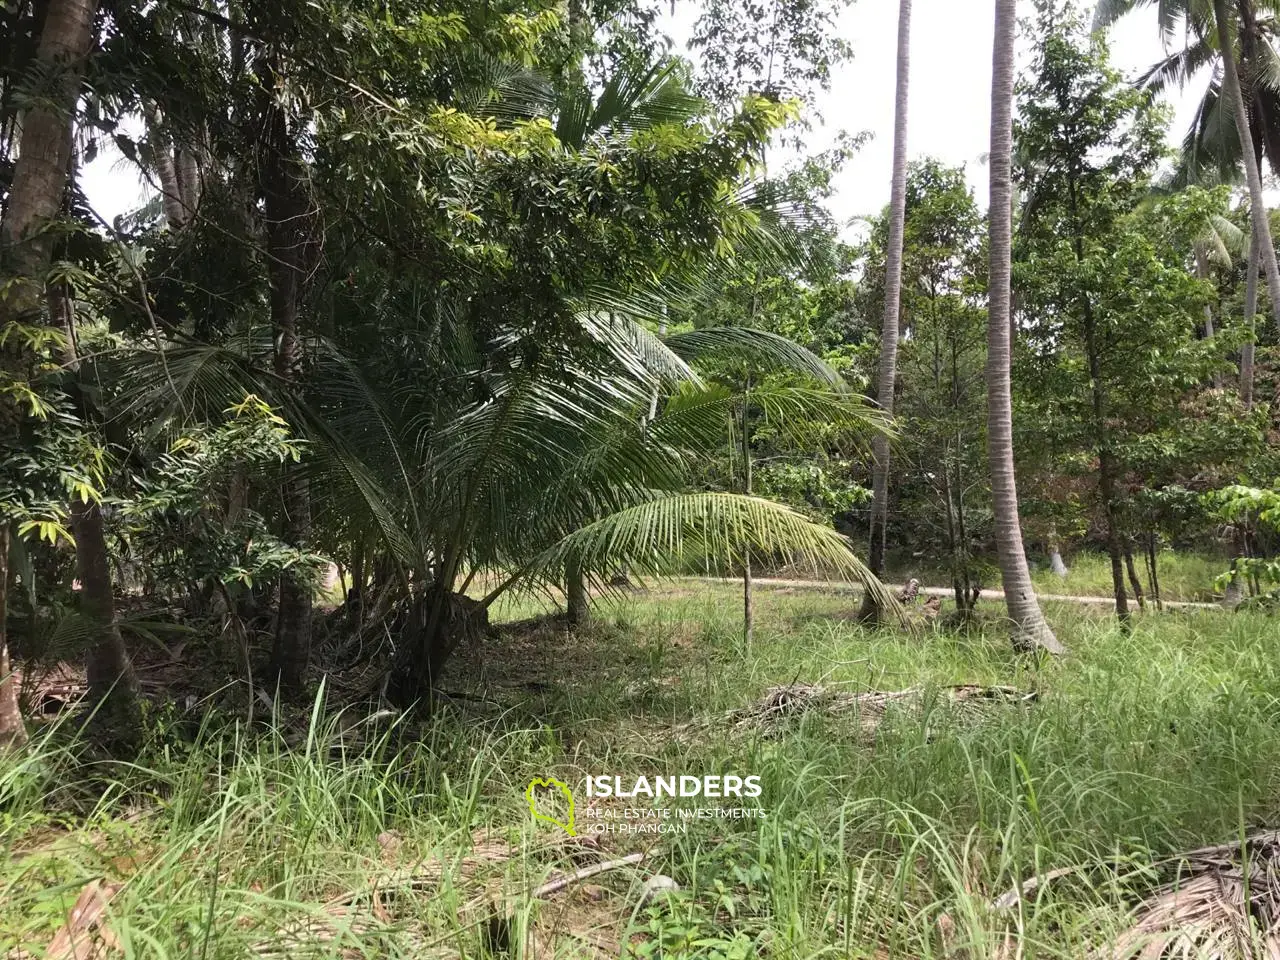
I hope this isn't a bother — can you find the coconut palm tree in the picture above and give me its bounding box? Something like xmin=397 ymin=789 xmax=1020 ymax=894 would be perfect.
xmin=1095 ymin=0 xmax=1280 ymax=335
xmin=119 ymin=310 xmax=899 ymax=702
xmin=1211 ymin=0 xmax=1280 ymax=335
xmin=988 ymin=0 xmax=1065 ymax=654
xmin=858 ymin=0 xmax=912 ymax=623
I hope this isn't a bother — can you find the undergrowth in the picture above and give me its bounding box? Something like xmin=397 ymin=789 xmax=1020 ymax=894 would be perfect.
xmin=2 ymin=583 xmax=1278 ymax=957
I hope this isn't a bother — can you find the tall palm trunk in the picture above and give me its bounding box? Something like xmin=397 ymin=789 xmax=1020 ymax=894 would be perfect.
xmin=262 ymin=101 xmax=315 ymax=694
xmin=1242 ymin=224 xmax=1259 ymax=408
xmin=144 ymin=105 xmax=188 ymax=229
xmin=740 ymin=383 xmax=754 ymax=648
xmin=1216 ymin=0 xmax=1280 ymax=336
xmin=987 ymin=0 xmax=1064 ymax=655
xmin=858 ymin=0 xmax=912 ymax=622
xmin=0 ymin=526 xmax=25 ymax=749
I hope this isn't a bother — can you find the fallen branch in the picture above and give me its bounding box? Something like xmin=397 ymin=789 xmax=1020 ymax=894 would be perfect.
xmin=530 ymin=852 xmax=647 ymax=899
xmin=678 ymin=682 xmax=1037 ymax=738
xmin=992 ymin=865 xmax=1080 ymax=911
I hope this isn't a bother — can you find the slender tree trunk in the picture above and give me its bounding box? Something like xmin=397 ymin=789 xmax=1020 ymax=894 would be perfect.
xmin=1065 ymin=113 xmax=1128 ymax=623
xmin=1081 ymin=306 xmax=1129 ymax=622
xmin=262 ymin=102 xmax=315 ymax=695
xmin=0 ymin=526 xmax=26 ymax=749
xmin=859 ymin=0 xmax=912 ymax=623
xmin=1242 ymin=225 xmax=1259 ymax=409
xmin=1216 ymin=0 xmax=1280 ymax=336
xmin=1193 ymin=244 xmax=1226 ymax=387
xmin=741 ymin=390 xmax=754 ymax=649
xmin=1124 ymin=541 xmax=1145 ymax=612
xmin=145 ymin=107 xmax=188 ymax=229
xmin=942 ymin=456 xmax=964 ymax=612
xmin=566 ymin=557 xmax=589 ymax=627
xmin=1193 ymin=246 xmax=1217 ymax=340
xmin=1224 ymin=545 xmax=1245 ymax=608
xmin=72 ymin=499 xmax=140 ymax=737
xmin=176 ymin=147 xmax=200 ymax=216
xmin=349 ymin=538 xmax=365 ymax=600
xmin=987 ymin=0 xmax=1064 ymax=655
xmin=1145 ymin=533 xmax=1163 ymax=611
xmin=55 ymin=235 xmax=142 ymax=737
xmin=953 ymin=458 xmax=975 ymax=615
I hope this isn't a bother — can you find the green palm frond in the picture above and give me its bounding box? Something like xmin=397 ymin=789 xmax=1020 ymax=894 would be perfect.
xmin=1093 ymin=0 xmax=1202 ymax=41
xmin=451 ymin=58 xmax=554 ymax=122
xmin=112 ymin=336 xmax=278 ymax=428
xmin=575 ymin=310 xmax=703 ymax=389
xmin=1253 ymin=31 xmax=1280 ymax=93
xmin=1203 ymin=212 xmax=1246 ymax=265
xmin=1136 ymin=34 xmax=1217 ymax=94
xmin=513 ymin=492 xmax=903 ymax=619
xmin=1169 ymin=75 xmax=1241 ymax=188
xmin=665 ymin=327 xmax=845 ymax=387
xmin=747 ymin=384 xmax=890 ymax=452
xmin=1093 ymin=0 xmax=1143 ymax=30
xmin=556 ymin=59 xmax=704 ymax=150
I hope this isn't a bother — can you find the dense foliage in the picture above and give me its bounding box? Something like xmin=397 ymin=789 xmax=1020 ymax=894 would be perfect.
xmin=1 ymin=0 xmax=1278 ymax=753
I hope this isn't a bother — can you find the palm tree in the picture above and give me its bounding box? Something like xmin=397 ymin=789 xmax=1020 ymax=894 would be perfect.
xmin=1212 ymin=0 xmax=1280 ymax=334
xmin=988 ymin=0 xmax=1065 ymax=654
xmin=121 ymin=313 xmax=899 ymax=703
xmin=858 ymin=0 xmax=912 ymax=622
xmin=1095 ymin=0 xmax=1280 ymax=336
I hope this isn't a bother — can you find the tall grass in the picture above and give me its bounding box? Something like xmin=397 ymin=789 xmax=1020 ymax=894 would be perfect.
xmin=3 ymin=583 xmax=1278 ymax=957
xmin=883 ymin=549 xmax=1226 ymax=603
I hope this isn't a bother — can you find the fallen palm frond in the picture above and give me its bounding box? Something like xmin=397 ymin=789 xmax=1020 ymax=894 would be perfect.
xmin=675 ymin=682 xmax=1037 ymax=738
xmin=1093 ymin=832 xmax=1280 ymax=959
xmin=43 ymin=880 xmax=123 ymax=960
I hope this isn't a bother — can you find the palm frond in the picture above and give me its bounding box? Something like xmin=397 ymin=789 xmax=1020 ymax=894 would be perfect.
xmin=451 ymin=58 xmax=555 ymax=123
xmin=1136 ymin=34 xmax=1216 ymax=94
xmin=748 ymin=384 xmax=890 ymax=453
xmin=557 ymin=59 xmax=704 ymax=150
xmin=575 ymin=310 xmax=702 ymax=389
xmin=1093 ymin=0 xmax=1146 ymax=31
xmin=665 ymin=327 xmax=845 ymax=387
xmin=515 ymin=492 xmax=903 ymax=617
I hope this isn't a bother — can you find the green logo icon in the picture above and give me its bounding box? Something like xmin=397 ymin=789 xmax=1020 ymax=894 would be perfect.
xmin=526 ymin=777 xmax=577 ymax=836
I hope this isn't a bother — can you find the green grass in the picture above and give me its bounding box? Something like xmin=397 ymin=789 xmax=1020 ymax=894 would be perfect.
xmin=3 ymin=584 xmax=1279 ymax=957
xmin=884 ymin=549 xmax=1227 ymax=603
xmin=1028 ymin=551 xmax=1226 ymax=603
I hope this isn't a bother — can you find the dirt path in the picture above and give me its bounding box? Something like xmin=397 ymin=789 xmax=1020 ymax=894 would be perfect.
xmin=683 ymin=576 xmax=1222 ymax=611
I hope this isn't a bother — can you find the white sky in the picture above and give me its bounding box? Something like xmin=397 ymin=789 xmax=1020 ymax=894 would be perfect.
xmin=80 ymin=3 xmax=1207 ymax=229
xmin=794 ymin=1 xmax=1204 ymax=229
